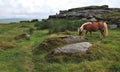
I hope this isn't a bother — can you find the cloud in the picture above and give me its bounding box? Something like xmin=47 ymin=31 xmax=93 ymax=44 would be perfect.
xmin=0 ymin=0 xmax=119 ymax=19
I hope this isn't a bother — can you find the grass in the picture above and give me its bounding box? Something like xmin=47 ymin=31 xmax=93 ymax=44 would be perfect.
xmin=33 ymin=29 xmax=120 ymax=72
xmin=0 ymin=22 xmax=48 ymax=72
xmin=0 ymin=21 xmax=120 ymax=72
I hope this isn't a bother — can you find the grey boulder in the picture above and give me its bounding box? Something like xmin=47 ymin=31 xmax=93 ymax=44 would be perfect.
xmin=54 ymin=42 xmax=92 ymax=54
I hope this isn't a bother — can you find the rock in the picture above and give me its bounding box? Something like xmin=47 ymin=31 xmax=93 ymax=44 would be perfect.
xmin=48 ymin=35 xmax=86 ymax=44
xmin=117 ymin=20 xmax=120 ymax=28
xmin=68 ymin=5 xmax=108 ymax=12
xmin=14 ymin=34 xmax=30 ymax=40
xmin=47 ymin=5 xmax=120 ymax=28
xmin=63 ymin=36 xmax=85 ymax=44
xmin=25 ymin=34 xmax=30 ymax=40
xmin=81 ymin=18 xmax=88 ymax=21
xmin=48 ymin=5 xmax=120 ymax=20
xmin=109 ymin=24 xmax=118 ymax=29
xmin=53 ymin=42 xmax=92 ymax=54
xmin=33 ymin=35 xmax=86 ymax=54
xmin=81 ymin=17 xmax=97 ymax=22
xmin=89 ymin=18 xmax=97 ymax=22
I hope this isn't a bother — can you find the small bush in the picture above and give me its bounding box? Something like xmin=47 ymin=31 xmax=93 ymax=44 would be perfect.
xmin=35 ymin=21 xmax=50 ymax=30
xmin=28 ymin=28 xmax=34 ymax=34
xmin=31 ymin=19 xmax=39 ymax=22
xmin=49 ymin=19 xmax=83 ymax=34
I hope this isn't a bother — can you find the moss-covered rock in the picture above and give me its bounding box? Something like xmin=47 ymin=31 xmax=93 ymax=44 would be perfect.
xmin=33 ymin=35 xmax=86 ymax=55
xmin=45 ymin=43 xmax=120 ymax=63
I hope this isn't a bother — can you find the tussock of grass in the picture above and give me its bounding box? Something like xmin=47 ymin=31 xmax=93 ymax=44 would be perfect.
xmin=33 ymin=36 xmax=67 ymax=55
xmin=0 ymin=42 xmax=16 ymax=50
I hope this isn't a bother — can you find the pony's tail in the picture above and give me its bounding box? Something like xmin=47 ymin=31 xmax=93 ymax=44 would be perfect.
xmin=103 ymin=22 xmax=108 ymax=37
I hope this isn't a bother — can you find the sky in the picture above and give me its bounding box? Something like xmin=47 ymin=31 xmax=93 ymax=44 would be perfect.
xmin=0 ymin=0 xmax=119 ymax=19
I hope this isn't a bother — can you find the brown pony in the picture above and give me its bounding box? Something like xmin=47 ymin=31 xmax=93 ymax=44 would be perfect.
xmin=78 ymin=21 xmax=108 ymax=37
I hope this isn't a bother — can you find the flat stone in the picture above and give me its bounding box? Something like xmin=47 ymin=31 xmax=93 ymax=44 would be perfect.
xmin=54 ymin=42 xmax=92 ymax=54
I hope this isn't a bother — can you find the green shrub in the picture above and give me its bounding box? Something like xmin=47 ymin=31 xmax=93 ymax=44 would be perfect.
xmin=48 ymin=19 xmax=83 ymax=34
xmin=31 ymin=19 xmax=39 ymax=22
xmin=34 ymin=19 xmax=83 ymax=33
xmin=28 ymin=28 xmax=34 ymax=34
xmin=35 ymin=21 xmax=50 ymax=30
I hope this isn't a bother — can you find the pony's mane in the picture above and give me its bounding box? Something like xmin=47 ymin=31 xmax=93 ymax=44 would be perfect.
xmin=80 ymin=22 xmax=92 ymax=31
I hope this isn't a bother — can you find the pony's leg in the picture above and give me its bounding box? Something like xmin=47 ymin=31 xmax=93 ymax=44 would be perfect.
xmin=85 ymin=30 xmax=88 ymax=36
xmin=90 ymin=31 xmax=92 ymax=37
xmin=100 ymin=30 xmax=104 ymax=38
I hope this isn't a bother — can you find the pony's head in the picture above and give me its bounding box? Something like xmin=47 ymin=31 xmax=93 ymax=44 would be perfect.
xmin=78 ymin=27 xmax=83 ymax=36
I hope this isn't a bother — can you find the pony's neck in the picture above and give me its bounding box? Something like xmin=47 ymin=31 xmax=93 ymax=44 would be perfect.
xmin=80 ymin=22 xmax=92 ymax=31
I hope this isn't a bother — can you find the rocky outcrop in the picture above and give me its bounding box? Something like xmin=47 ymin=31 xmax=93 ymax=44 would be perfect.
xmin=48 ymin=5 xmax=119 ymax=20
xmin=47 ymin=5 xmax=120 ymax=28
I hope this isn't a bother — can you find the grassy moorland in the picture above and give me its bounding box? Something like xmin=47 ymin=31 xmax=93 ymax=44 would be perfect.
xmin=0 ymin=22 xmax=48 ymax=72
xmin=0 ymin=20 xmax=120 ymax=72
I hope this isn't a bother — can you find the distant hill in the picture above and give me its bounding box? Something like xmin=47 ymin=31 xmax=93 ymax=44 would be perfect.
xmin=0 ymin=18 xmax=31 ymax=23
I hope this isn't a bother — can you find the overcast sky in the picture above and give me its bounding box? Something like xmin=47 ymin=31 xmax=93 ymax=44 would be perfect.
xmin=0 ymin=0 xmax=119 ymax=19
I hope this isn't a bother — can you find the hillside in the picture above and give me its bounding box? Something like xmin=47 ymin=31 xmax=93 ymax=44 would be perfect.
xmin=0 ymin=20 xmax=120 ymax=72
xmin=0 ymin=5 xmax=120 ymax=72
